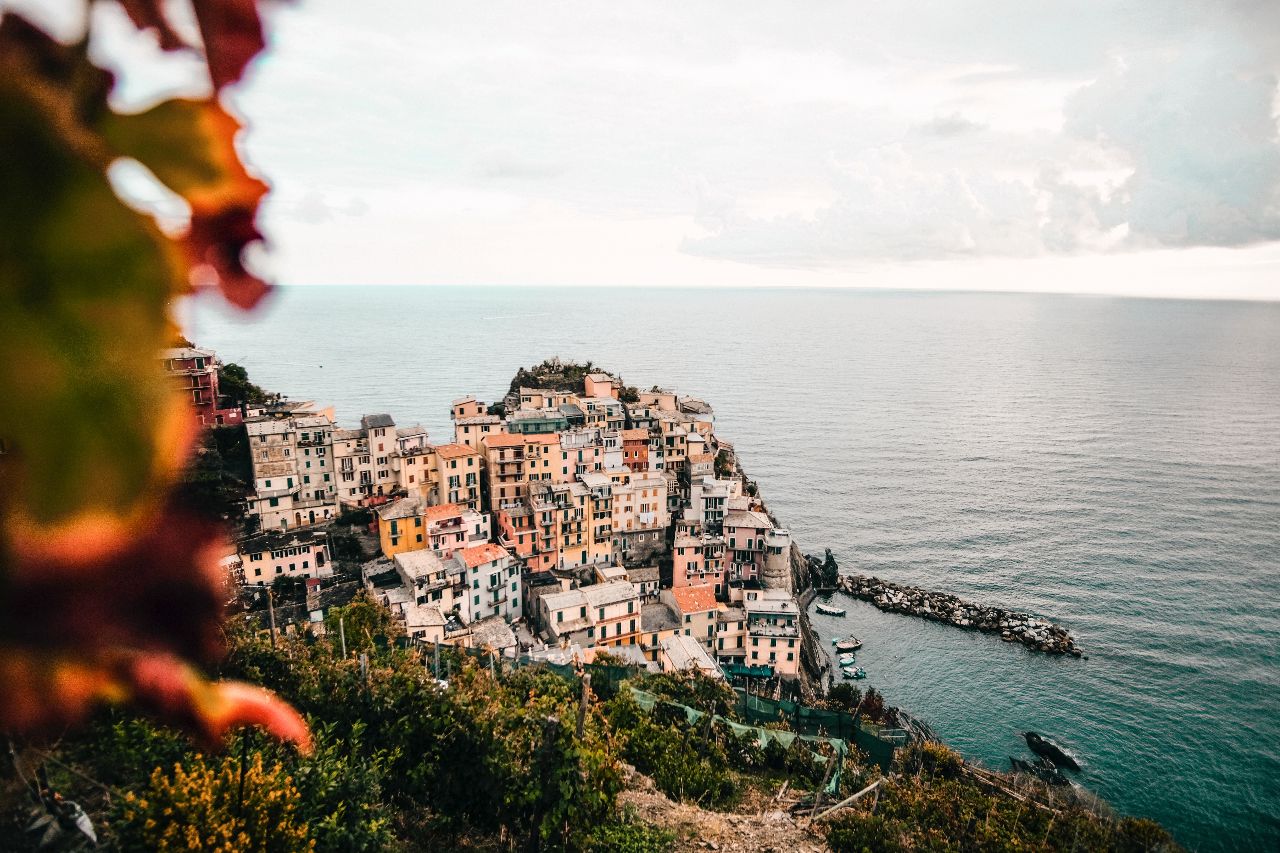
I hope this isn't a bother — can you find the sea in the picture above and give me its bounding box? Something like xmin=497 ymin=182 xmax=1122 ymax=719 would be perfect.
xmin=188 ymin=285 xmax=1280 ymax=851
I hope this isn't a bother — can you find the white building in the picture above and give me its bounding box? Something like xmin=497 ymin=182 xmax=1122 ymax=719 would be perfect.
xmin=244 ymin=411 xmax=339 ymax=531
xmin=454 ymin=543 xmax=523 ymax=623
xmin=658 ymin=634 xmax=724 ymax=679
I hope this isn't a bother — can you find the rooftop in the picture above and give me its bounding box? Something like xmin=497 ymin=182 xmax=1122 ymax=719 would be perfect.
xmin=581 ymin=580 xmax=639 ymax=608
xmin=393 ymin=549 xmax=449 ymax=580
xmin=641 ymin=602 xmax=680 ymax=632
xmin=455 ymin=542 xmax=510 ymax=569
xmin=420 ymin=502 xmax=465 ymax=525
xmin=660 ymin=634 xmax=722 ymax=677
xmin=470 ymin=616 xmax=517 ymax=651
xmin=238 ymin=528 xmax=328 ymax=554
xmin=435 ymin=443 xmax=480 ymax=459
xmin=377 ymin=496 xmax=423 ymax=521
xmin=724 ymin=509 xmax=773 ymax=530
xmin=161 ymin=346 xmax=216 ymax=360
xmin=361 ymin=413 xmax=395 ymax=430
xmin=667 ymin=585 xmax=717 ymax=614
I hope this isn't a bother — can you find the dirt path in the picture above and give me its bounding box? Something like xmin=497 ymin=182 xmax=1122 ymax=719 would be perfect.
xmin=618 ymin=768 xmax=830 ymax=853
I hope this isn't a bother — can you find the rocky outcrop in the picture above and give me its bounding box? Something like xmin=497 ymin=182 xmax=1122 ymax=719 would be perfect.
xmin=837 ymin=575 xmax=1083 ymax=657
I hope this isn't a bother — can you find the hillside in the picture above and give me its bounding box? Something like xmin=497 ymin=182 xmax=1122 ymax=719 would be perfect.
xmin=1 ymin=596 xmax=1178 ymax=852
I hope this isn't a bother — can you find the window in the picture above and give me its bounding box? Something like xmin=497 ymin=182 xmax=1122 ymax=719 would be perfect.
xmin=557 ymin=612 xmax=563 ymax=623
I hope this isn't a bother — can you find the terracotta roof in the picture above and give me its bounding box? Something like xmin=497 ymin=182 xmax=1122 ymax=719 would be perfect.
xmin=455 ymin=542 xmax=509 ymax=569
xmin=621 ymin=428 xmax=650 ymax=440
xmin=482 ymin=433 xmax=528 ymax=448
xmin=421 ymin=502 xmax=465 ymax=524
xmin=434 ymin=443 xmax=480 ymax=459
xmin=669 ymin=584 xmax=717 ymax=614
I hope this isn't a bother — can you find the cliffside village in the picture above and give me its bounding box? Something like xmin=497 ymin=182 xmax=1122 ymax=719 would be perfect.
xmin=166 ymin=348 xmax=805 ymax=684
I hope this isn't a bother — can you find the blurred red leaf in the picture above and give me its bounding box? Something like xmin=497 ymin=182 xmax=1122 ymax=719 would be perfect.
xmin=115 ymin=0 xmax=267 ymax=91
xmin=192 ymin=0 xmax=266 ymax=91
xmin=117 ymin=0 xmax=185 ymax=51
xmin=0 ymin=649 xmax=311 ymax=754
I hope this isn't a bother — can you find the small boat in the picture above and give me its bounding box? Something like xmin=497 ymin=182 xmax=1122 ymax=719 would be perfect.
xmin=837 ymin=653 xmax=856 ymax=665
xmin=834 ymin=638 xmax=862 ymax=653
xmin=815 ymin=603 xmax=846 ymax=616
xmin=841 ymin=665 xmax=866 ymax=680
xmin=1009 ymin=757 xmax=1069 ymax=787
xmin=1023 ymin=732 xmax=1081 ymax=772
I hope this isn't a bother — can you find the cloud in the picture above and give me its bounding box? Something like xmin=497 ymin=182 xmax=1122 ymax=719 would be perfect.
xmin=685 ymin=146 xmax=1044 ymax=265
xmin=1064 ymin=41 xmax=1280 ymax=249
xmin=915 ymin=113 xmax=986 ymax=137
xmin=9 ymin=0 xmax=1278 ymax=295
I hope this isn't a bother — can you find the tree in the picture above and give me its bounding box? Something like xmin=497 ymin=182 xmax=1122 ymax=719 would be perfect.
xmin=218 ymin=362 xmax=271 ymax=407
xmin=323 ymin=590 xmax=398 ymax=650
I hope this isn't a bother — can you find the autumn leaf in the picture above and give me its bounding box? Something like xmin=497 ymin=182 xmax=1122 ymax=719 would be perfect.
xmin=0 ymin=9 xmax=296 ymax=750
xmin=118 ymin=0 xmax=268 ymax=91
xmin=104 ymin=98 xmax=272 ymax=308
xmin=0 ymin=649 xmax=311 ymax=754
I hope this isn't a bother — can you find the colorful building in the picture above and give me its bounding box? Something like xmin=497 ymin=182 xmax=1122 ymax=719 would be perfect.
xmin=161 ymin=346 xmax=242 ymax=426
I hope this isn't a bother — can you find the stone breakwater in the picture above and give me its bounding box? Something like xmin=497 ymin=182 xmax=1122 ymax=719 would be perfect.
xmin=836 ymin=575 xmax=1083 ymax=657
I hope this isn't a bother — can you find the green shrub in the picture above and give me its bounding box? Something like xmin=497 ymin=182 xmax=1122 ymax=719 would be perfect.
xmin=586 ymin=820 xmax=675 ymax=852
xmin=113 ymin=753 xmax=313 ymax=852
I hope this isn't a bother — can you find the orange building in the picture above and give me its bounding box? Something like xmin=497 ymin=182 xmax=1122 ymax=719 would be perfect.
xmin=621 ymin=428 xmax=650 ymax=471
xmin=431 ymin=443 xmax=483 ymax=511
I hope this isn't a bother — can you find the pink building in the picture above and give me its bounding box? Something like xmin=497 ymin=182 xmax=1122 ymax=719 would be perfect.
xmin=672 ymin=534 xmax=728 ymax=596
xmin=161 ymin=346 xmax=241 ymax=426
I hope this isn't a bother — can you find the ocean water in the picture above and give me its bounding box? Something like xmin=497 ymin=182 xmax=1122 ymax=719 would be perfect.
xmin=189 ymin=285 xmax=1280 ymax=851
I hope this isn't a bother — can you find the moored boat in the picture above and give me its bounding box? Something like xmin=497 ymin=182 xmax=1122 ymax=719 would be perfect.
xmin=837 ymin=653 xmax=856 ymax=665
xmin=841 ymin=665 xmax=866 ymax=680
xmin=815 ymin=603 xmax=847 ymax=616
xmin=834 ymin=637 xmax=862 ymax=653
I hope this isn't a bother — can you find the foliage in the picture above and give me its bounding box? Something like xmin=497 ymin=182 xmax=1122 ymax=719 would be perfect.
xmin=826 ymin=743 xmax=1181 ymax=853
xmin=217 ymin=363 xmax=271 ymax=408
xmin=330 ymin=532 xmax=369 ymax=563
xmin=714 ymin=448 xmax=735 ymax=478
xmin=0 ymin=0 xmax=307 ymax=750
xmin=826 ymin=683 xmax=863 ymax=713
xmin=635 ymin=669 xmax=739 ymax=720
xmin=322 ymin=590 xmax=398 ymax=651
xmin=607 ymin=691 xmax=735 ymax=808
xmin=260 ymin=723 xmax=397 ymax=853
xmin=506 ymin=358 xmax=635 ymax=402
xmin=585 ymin=820 xmax=675 ymax=852
xmin=113 ymin=753 xmax=313 ymax=852
xmin=334 ymin=507 xmax=373 ymax=527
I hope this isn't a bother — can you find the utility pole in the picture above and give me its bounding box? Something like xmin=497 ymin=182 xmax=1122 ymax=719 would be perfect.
xmin=339 ymin=615 xmax=347 ymax=658
xmin=267 ymin=587 xmax=277 ymax=647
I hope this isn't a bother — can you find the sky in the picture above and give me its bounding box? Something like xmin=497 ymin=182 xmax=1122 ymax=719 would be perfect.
xmin=9 ymin=0 xmax=1280 ymax=299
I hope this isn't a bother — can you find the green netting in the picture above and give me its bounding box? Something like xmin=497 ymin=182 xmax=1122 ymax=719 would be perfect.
xmin=403 ymin=637 xmax=898 ymax=772
xmin=628 ymin=687 xmax=848 ymax=793
xmin=735 ymin=690 xmax=897 ymax=771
